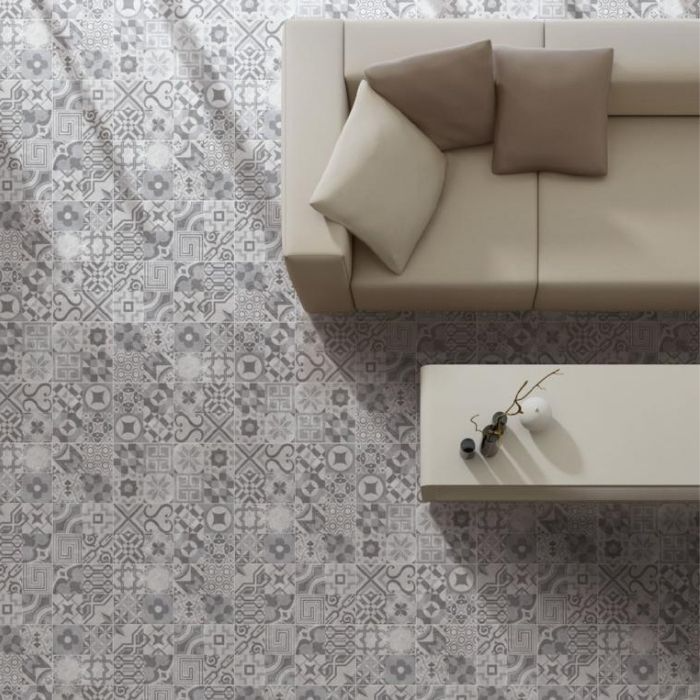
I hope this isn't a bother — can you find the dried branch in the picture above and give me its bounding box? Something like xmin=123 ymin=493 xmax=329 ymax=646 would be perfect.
xmin=504 ymin=368 xmax=561 ymax=416
xmin=470 ymin=414 xmax=482 ymax=433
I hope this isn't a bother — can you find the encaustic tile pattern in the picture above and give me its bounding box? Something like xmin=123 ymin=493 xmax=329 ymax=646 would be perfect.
xmin=0 ymin=0 xmax=698 ymax=697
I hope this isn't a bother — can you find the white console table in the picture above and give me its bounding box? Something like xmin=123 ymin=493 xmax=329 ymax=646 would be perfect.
xmin=420 ymin=364 xmax=700 ymax=501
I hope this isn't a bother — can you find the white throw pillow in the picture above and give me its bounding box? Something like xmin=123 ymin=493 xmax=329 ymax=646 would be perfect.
xmin=310 ymin=81 xmax=446 ymax=275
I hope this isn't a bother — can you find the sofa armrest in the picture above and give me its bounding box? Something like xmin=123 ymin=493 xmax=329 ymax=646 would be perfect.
xmin=282 ymin=19 xmax=355 ymax=313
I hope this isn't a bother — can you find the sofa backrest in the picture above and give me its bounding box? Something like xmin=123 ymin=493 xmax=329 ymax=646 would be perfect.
xmin=545 ymin=21 xmax=699 ymax=115
xmin=344 ymin=20 xmax=542 ymax=103
xmin=343 ymin=19 xmax=699 ymax=116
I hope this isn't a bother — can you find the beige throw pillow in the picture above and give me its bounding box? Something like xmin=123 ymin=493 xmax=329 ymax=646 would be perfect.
xmin=364 ymin=41 xmax=495 ymax=151
xmin=492 ymin=47 xmax=614 ymax=176
xmin=310 ymin=81 xmax=446 ymax=275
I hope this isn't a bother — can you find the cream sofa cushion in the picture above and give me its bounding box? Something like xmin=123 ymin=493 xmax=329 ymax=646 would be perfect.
xmin=310 ymin=81 xmax=446 ymax=275
xmin=351 ymin=146 xmax=537 ymax=311
xmin=537 ymin=117 xmax=700 ymax=311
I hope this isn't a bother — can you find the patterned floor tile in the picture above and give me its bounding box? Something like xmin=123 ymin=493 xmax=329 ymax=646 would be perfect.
xmin=2 ymin=0 xmax=697 ymax=695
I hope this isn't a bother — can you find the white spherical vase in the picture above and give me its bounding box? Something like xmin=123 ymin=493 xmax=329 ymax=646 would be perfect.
xmin=519 ymin=396 xmax=552 ymax=432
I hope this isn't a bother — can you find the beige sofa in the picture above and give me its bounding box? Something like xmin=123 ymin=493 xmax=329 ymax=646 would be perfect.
xmin=282 ymin=19 xmax=700 ymax=313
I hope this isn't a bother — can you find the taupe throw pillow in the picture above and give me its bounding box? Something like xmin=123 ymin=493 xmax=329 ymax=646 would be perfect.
xmin=492 ymin=47 xmax=614 ymax=176
xmin=364 ymin=41 xmax=495 ymax=151
xmin=310 ymin=81 xmax=446 ymax=275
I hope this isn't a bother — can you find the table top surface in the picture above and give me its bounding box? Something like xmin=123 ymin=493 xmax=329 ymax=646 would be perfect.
xmin=420 ymin=364 xmax=700 ymax=490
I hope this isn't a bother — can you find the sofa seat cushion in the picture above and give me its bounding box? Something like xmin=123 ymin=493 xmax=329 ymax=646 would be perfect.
xmin=351 ymin=146 xmax=537 ymax=311
xmin=536 ymin=117 xmax=700 ymax=311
